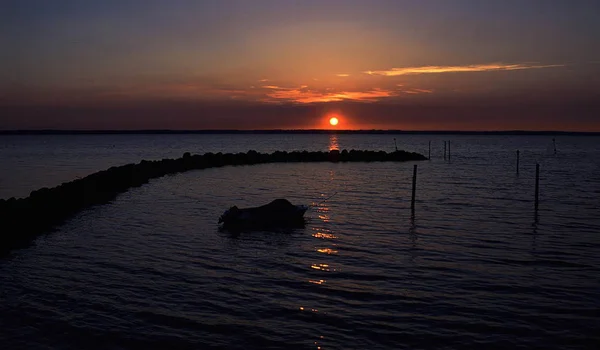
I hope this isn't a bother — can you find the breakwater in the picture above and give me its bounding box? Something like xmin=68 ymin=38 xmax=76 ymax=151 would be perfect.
xmin=0 ymin=149 xmax=426 ymax=255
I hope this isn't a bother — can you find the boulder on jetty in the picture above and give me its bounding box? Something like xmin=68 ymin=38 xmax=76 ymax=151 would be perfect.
xmin=0 ymin=149 xmax=426 ymax=255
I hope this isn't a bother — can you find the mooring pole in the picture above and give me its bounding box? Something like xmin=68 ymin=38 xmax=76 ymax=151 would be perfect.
xmin=428 ymin=141 xmax=431 ymax=160
xmin=553 ymin=138 xmax=557 ymax=155
xmin=448 ymin=141 xmax=451 ymax=160
xmin=534 ymin=163 xmax=540 ymax=212
xmin=394 ymin=138 xmax=398 ymax=152
xmin=516 ymin=150 xmax=520 ymax=174
xmin=444 ymin=141 xmax=447 ymax=160
xmin=411 ymin=164 xmax=417 ymax=213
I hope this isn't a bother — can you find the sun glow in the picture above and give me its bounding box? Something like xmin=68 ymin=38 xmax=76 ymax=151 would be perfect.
xmin=329 ymin=117 xmax=339 ymax=126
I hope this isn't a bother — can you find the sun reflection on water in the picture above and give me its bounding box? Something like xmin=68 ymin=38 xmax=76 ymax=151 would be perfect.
xmin=316 ymin=248 xmax=338 ymax=254
xmin=306 ymin=182 xmax=338 ymax=350
xmin=310 ymin=263 xmax=332 ymax=271
xmin=329 ymin=134 xmax=339 ymax=151
xmin=299 ymin=306 xmax=319 ymax=312
xmin=309 ymin=279 xmax=326 ymax=285
xmin=312 ymin=230 xmax=338 ymax=239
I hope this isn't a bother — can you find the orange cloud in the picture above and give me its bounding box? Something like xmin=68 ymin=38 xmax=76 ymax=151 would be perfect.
xmin=400 ymin=88 xmax=433 ymax=94
xmin=336 ymin=74 xmax=350 ymax=77
xmin=265 ymin=87 xmax=394 ymax=103
xmin=365 ymin=63 xmax=564 ymax=76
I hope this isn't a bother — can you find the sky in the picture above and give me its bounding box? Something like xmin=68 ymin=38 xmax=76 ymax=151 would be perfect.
xmin=1 ymin=0 xmax=600 ymax=131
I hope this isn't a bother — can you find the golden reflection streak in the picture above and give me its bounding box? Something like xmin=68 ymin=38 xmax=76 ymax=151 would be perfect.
xmin=314 ymin=335 xmax=325 ymax=349
xmin=311 ymin=263 xmax=336 ymax=272
xmin=312 ymin=231 xmax=337 ymax=239
xmin=315 ymin=192 xmax=333 ymax=223
xmin=299 ymin=306 xmax=319 ymax=312
xmin=317 ymin=248 xmax=338 ymax=254
xmin=309 ymin=279 xmax=326 ymax=285
xmin=329 ymin=134 xmax=339 ymax=151
xmin=310 ymin=263 xmax=329 ymax=271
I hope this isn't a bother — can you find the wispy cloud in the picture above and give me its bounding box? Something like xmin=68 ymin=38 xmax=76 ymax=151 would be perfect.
xmin=262 ymin=85 xmax=281 ymax=89
xmin=265 ymin=88 xmax=394 ymax=103
xmin=365 ymin=63 xmax=564 ymax=76
xmin=258 ymin=79 xmax=269 ymax=82
xmin=408 ymin=88 xmax=433 ymax=94
xmin=336 ymin=74 xmax=350 ymax=77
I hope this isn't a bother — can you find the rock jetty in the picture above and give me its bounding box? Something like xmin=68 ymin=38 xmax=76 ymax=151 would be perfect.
xmin=0 ymin=149 xmax=426 ymax=255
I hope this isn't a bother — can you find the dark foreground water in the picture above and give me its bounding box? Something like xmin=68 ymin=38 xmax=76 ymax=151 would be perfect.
xmin=1 ymin=134 xmax=600 ymax=349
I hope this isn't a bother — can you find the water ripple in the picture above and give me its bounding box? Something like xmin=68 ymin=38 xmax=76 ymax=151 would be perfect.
xmin=2 ymin=135 xmax=600 ymax=349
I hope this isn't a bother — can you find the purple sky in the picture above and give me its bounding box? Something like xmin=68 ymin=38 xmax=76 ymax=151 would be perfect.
xmin=2 ymin=0 xmax=600 ymax=130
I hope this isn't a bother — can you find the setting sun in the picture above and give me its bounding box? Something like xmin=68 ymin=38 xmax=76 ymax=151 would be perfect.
xmin=329 ymin=117 xmax=339 ymax=126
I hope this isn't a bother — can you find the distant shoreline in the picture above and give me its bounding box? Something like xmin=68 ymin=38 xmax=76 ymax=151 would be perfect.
xmin=1 ymin=129 xmax=599 ymax=136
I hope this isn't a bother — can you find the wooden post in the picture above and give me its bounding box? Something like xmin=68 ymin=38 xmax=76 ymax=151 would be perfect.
xmin=534 ymin=163 xmax=540 ymax=212
xmin=444 ymin=141 xmax=447 ymax=160
xmin=428 ymin=141 xmax=431 ymax=160
xmin=516 ymin=150 xmax=520 ymax=174
xmin=394 ymin=138 xmax=398 ymax=152
xmin=448 ymin=141 xmax=451 ymax=160
xmin=411 ymin=164 xmax=417 ymax=213
xmin=553 ymin=138 xmax=557 ymax=155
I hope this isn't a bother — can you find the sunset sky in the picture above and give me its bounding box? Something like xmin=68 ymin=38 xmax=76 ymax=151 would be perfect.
xmin=2 ymin=0 xmax=600 ymax=131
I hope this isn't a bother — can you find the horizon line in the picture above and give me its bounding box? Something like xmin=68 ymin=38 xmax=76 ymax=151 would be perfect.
xmin=1 ymin=129 xmax=599 ymax=136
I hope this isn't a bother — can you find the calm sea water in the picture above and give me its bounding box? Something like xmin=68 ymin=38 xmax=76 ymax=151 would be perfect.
xmin=1 ymin=134 xmax=599 ymax=349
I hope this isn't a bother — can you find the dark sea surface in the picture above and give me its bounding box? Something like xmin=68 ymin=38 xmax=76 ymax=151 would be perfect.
xmin=1 ymin=134 xmax=599 ymax=349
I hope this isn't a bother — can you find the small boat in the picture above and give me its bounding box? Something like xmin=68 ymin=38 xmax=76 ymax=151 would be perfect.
xmin=218 ymin=199 xmax=309 ymax=229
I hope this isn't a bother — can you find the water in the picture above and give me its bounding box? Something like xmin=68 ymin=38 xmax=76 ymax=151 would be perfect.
xmin=1 ymin=134 xmax=600 ymax=349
